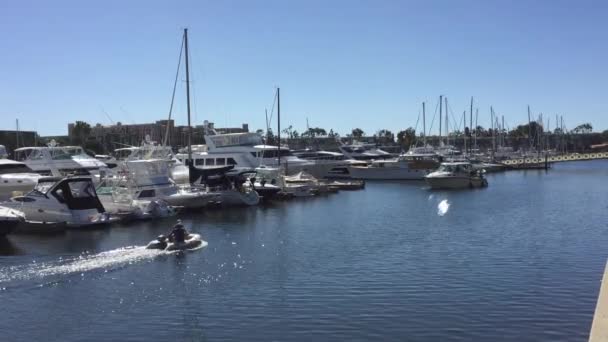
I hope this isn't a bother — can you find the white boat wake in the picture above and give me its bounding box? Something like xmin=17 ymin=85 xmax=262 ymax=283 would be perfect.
xmin=0 ymin=241 xmax=208 ymax=285
xmin=437 ymin=199 xmax=450 ymax=216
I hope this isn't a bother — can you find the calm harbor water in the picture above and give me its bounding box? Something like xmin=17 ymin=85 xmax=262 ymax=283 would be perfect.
xmin=1 ymin=160 xmax=607 ymax=341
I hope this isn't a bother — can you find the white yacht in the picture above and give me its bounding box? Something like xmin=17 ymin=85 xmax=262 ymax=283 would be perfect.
xmin=424 ymin=162 xmax=488 ymax=189
xmin=1 ymin=176 xmax=111 ymax=228
xmin=189 ymin=165 xmax=260 ymax=206
xmin=349 ymin=153 xmax=440 ymax=180
xmin=174 ymin=126 xmax=315 ymax=176
xmin=102 ymin=159 xmax=219 ymax=210
xmin=0 ymin=159 xmax=43 ymax=200
xmin=338 ymin=141 xmax=394 ymax=161
xmin=14 ymin=142 xmax=109 ymax=178
xmin=292 ymin=150 xmax=367 ymax=179
xmin=114 ymin=143 xmax=189 ymax=184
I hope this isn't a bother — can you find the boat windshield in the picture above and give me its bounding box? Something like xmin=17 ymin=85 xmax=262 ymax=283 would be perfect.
xmin=261 ymin=149 xmax=293 ymax=158
xmin=50 ymin=149 xmax=75 ymax=160
xmin=438 ymin=164 xmax=470 ymax=173
xmin=31 ymin=181 xmax=56 ymax=196
xmin=0 ymin=163 xmax=34 ymax=174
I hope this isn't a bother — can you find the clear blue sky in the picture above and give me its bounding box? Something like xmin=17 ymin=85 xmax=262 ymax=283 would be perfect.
xmin=1 ymin=0 xmax=607 ymax=136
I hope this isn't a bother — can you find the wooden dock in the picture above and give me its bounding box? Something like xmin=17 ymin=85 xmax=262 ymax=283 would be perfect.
xmin=589 ymin=261 xmax=608 ymax=342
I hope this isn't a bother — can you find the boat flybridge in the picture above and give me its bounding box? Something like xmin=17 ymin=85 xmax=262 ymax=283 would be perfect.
xmin=99 ymin=159 xmax=219 ymax=211
xmin=14 ymin=141 xmax=109 ymax=178
xmin=112 ymin=138 xmax=189 ymax=184
xmin=174 ymin=128 xmax=316 ymax=176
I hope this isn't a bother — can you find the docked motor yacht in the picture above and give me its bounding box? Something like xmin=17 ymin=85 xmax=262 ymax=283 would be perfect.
xmin=338 ymin=141 xmax=394 ymax=161
xmin=349 ymin=153 xmax=440 ymax=180
xmin=14 ymin=142 xmax=109 ymax=178
xmin=424 ymin=162 xmax=488 ymax=189
xmin=189 ymin=165 xmax=260 ymax=206
xmin=103 ymin=159 xmax=218 ymax=210
xmin=0 ymin=176 xmax=111 ymax=228
xmin=114 ymin=144 xmax=189 ymax=184
xmin=174 ymin=126 xmax=315 ymax=177
xmin=0 ymin=159 xmax=43 ymax=200
xmin=292 ymin=150 xmax=367 ymax=179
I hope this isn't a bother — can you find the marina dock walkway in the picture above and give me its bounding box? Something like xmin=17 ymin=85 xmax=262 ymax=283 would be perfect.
xmin=589 ymin=261 xmax=608 ymax=341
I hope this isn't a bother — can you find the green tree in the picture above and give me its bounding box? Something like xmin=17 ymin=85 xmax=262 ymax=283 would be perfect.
xmin=351 ymin=128 xmax=364 ymax=139
xmin=71 ymin=121 xmax=92 ymax=145
xmin=376 ymin=129 xmax=394 ymax=144
xmin=397 ymin=127 xmax=416 ymax=148
xmin=573 ymin=123 xmax=593 ymax=134
xmin=265 ymin=128 xmax=277 ymax=145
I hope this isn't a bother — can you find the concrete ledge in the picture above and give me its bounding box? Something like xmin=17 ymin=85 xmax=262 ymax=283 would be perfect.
xmin=589 ymin=261 xmax=608 ymax=341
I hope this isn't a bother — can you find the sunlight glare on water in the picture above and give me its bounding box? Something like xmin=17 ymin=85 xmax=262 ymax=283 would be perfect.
xmin=437 ymin=199 xmax=450 ymax=216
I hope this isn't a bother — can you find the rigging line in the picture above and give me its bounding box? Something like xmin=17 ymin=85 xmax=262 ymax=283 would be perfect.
xmin=163 ymin=33 xmax=185 ymax=147
xmin=100 ymin=106 xmax=115 ymax=125
xmin=426 ymin=97 xmax=440 ymax=138
xmin=267 ymin=89 xmax=278 ymax=131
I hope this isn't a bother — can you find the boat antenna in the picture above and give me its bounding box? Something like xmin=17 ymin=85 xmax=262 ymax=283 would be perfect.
xmin=163 ymin=33 xmax=185 ymax=147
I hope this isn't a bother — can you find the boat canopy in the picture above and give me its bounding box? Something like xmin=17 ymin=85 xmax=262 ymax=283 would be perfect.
xmin=32 ymin=177 xmax=105 ymax=212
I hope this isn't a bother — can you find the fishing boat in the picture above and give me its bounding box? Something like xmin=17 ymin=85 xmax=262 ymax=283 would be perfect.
xmin=424 ymin=162 xmax=488 ymax=189
xmin=13 ymin=142 xmax=110 ymax=178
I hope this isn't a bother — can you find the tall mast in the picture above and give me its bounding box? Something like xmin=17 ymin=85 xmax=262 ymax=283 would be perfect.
xmin=277 ymin=87 xmax=281 ymax=169
xmin=184 ymin=28 xmax=192 ymax=165
xmin=462 ymin=111 xmax=466 ymax=154
xmin=491 ymin=106 xmax=495 ymax=154
xmin=445 ymin=97 xmax=448 ymax=146
xmin=439 ymin=95 xmax=443 ymax=146
xmin=528 ymin=105 xmax=532 ymax=149
xmin=474 ymin=108 xmax=478 ymax=150
xmin=422 ymin=102 xmax=426 ymax=146
xmin=501 ymin=115 xmax=505 ymax=149
xmin=469 ymin=97 xmax=473 ymax=155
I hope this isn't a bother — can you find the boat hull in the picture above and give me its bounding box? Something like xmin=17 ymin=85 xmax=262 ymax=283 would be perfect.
xmin=349 ymin=166 xmax=431 ymax=180
xmin=425 ymin=176 xmax=487 ymax=189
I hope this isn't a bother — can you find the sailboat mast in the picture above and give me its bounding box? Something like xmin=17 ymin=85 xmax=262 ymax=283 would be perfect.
xmin=422 ymin=102 xmax=426 ymax=146
xmin=462 ymin=111 xmax=466 ymax=154
xmin=184 ymin=28 xmax=193 ymax=165
xmin=277 ymin=87 xmax=281 ymax=169
xmin=474 ymin=108 xmax=478 ymax=150
xmin=528 ymin=105 xmax=532 ymax=149
xmin=491 ymin=106 xmax=496 ymax=154
xmin=469 ymin=97 xmax=473 ymax=155
xmin=445 ymin=97 xmax=448 ymax=146
xmin=439 ymin=95 xmax=443 ymax=146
